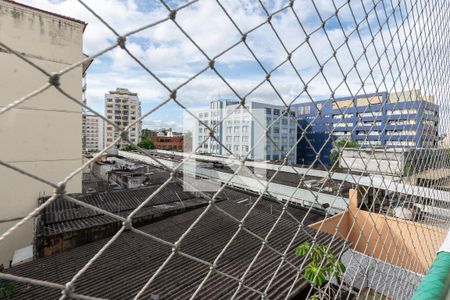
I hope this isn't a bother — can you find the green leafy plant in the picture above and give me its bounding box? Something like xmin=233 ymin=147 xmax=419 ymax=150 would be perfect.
xmin=330 ymin=137 xmax=359 ymax=168
xmin=295 ymin=242 xmax=346 ymax=299
xmin=137 ymin=139 xmax=155 ymax=150
xmin=141 ymin=129 xmax=153 ymax=140
xmin=0 ymin=280 xmax=15 ymax=299
xmin=120 ymin=145 xmax=133 ymax=152
xmin=402 ymin=161 xmax=412 ymax=177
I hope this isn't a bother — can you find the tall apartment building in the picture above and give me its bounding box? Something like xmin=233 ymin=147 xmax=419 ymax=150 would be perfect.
xmin=293 ymin=90 xmax=439 ymax=165
xmin=82 ymin=114 xmax=105 ymax=152
xmin=81 ymin=54 xmax=93 ymax=151
xmin=193 ymin=100 xmax=297 ymax=162
xmin=105 ymin=88 xmax=142 ymax=149
xmin=0 ymin=1 xmax=86 ymax=267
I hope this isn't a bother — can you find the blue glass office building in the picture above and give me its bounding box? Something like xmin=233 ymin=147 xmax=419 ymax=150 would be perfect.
xmin=292 ymin=91 xmax=439 ymax=165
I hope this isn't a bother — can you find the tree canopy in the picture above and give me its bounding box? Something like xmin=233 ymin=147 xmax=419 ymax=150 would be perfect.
xmin=138 ymin=139 xmax=155 ymax=150
xmin=330 ymin=137 xmax=359 ymax=168
xmin=120 ymin=145 xmax=133 ymax=152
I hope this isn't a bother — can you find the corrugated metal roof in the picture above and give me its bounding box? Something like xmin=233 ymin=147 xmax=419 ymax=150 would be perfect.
xmin=37 ymin=184 xmax=208 ymax=236
xmin=8 ymin=195 xmax=345 ymax=299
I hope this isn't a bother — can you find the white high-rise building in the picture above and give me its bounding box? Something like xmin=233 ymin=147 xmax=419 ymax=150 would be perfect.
xmin=82 ymin=114 xmax=105 ymax=152
xmin=105 ymin=88 xmax=142 ymax=149
xmin=193 ymin=100 xmax=297 ymax=162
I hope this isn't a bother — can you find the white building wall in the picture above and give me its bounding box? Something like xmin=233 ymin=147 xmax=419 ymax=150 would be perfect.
xmin=193 ymin=107 xmax=211 ymax=153
xmin=105 ymin=88 xmax=141 ymax=149
xmin=340 ymin=148 xmax=405 ymax=176
xmin=223 ymin=103 xmax=253 ymax=158
xmin=0 ymin=1 xmax=85 ymax=267
xmin=83 ymin=114 xmax=105 ymax=152
xmin=252 ymin=102 xmax=297 ymax=163
xmin=193 ymin=100 xmax=297 ymax=162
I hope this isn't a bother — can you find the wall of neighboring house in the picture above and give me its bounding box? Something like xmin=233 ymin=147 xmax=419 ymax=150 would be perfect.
xmin=309 ymin=189 xmax=446 ymax=274
xmin=0 ymin=1 xmax=85 ymax=267
xmin=151 ymin=136 xmax=184 ymax=151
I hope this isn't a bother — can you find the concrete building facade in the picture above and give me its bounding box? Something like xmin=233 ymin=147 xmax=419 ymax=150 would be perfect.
xmin=193 ymin=100 xmax=297 ymax=162
xmin=293 ymin=90 xmax=439 ymax=165
xmin=0 ymin=0 xmax=86 ymax=267
xmin=82 ymin=114 xmax=105 ymax=152
xmin=105 ymin=88 xmax=141 ymax=149
xmin=150 ymin=134 xmax=184 ymax=151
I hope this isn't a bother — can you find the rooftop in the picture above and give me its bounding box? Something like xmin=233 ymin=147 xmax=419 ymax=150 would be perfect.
xmin=2 ymin=0 xmax=87 ymax=27
xmin=8 ymin=193 xmax=342 ymax=299
xmin=107 ymin=88 xmax=138 ymax=96
xmin=37 ymin=183 xmax=207 ymax=237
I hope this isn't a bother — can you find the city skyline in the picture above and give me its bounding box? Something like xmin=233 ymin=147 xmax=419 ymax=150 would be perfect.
xmin=2 ymin=1 xmax=450 ymax=299
xmin=15 ymin=0 xmax=447 ymax=133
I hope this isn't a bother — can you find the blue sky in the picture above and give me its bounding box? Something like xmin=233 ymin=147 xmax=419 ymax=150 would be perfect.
xmin=17 ymin=0 xmax=424 ymax=131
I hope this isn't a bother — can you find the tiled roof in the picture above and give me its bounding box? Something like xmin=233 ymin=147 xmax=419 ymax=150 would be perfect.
xmin=7 ymin=196 xmax=345 ymax=299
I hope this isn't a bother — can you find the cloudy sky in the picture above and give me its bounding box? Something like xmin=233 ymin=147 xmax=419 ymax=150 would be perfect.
xmin=16 ymin=0 xmax=437 ymax=131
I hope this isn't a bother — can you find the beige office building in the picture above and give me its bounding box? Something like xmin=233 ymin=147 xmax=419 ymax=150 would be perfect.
xmin=0 ymin=1 xmax=86 ymax=267
xmin=105 ymin=88 xmax=142 ymax=149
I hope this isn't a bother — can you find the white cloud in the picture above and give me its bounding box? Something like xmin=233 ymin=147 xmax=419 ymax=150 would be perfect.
xmin=15 ymin=0 xmax=431 ymax=116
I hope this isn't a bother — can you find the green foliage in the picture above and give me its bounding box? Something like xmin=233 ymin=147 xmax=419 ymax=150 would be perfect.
xmin=333 ymin=137 xmax=359 ymax=149
xmin=403 ymin=161 xmax=412 ymax=177
xmin=141 ymin=129 xmax=153 ymax=140
xmin=295 ymin=241 xmax=346 ymax=299
xmin=295 ymin=242 xmax=310 ymax=256
xmin=305 ymin=262 xmax=327 ymax=287
xmin=0 ymin=281 xmax=15 ymax=299
xmin=138 ymin=139 xmax=155 ymax=150
xmin=330 ymin=137 xmax=359 ymax=168
xmin=120 ymin=145 xmax=133 ymax=152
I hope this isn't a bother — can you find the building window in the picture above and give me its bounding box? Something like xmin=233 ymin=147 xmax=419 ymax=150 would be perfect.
xmin=304 ymin=106 xmax=311 ymax=114
xmin=265 ymin=108 xmax=272 ymax=114
xmin=273 ymin=109 xmax=280 ymax=116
